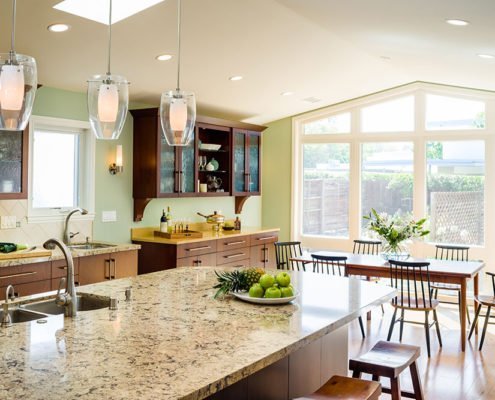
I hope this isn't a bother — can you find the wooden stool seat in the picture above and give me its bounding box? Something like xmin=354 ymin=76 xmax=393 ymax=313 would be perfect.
xmin=469 ymin=274 xmax=495 ymax=351
xmin=350 ymin=341 xmax=424 ymax=400
xmin=295 ymin=375 xmax=381 ymax=400
xmin=473 ymin=294 xmax=495 ymax=307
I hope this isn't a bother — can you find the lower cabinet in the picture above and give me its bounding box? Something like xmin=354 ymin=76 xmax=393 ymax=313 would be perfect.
xmin=250 ymin=244 xmax=276 ymax=269
xmin=79 ymin=251 xmax=138 ymax=285
xmin=0 ymin=261 xmax=51 ymax=300
xmin=176 ymin=252 xmax=217 ymax=267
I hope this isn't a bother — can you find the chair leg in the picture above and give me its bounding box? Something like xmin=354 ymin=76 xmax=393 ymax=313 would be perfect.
xmin=352 ymin=369 xmax=362 ymax=378
xmin=358 ymin=316 xmax=366 ymax=339
xmin=399 ymin=309 xmax=405 ymax=342
xmin=479 ymin=305 xmax=492 ymax=351
xmin=390 ymin=377 xmax=401 ymax=400
xmin=433 ymin=309 xmax=442 ymax=347
xmin=372 ymin=374 xmax=379 ymax=382
xmin=409 ymin=361 xmax=425 ymax=400
xmin=381 ymin=303 xmax=385 ymax=314
xmin=387 ymin=307 xmax=398 ymax=341
xmin=424 ymin=310 xmax=431 ymax=358
xmin=457 ymin=291 xmax=462 ymax=325
xmin=466 ymin=303 xmax=471 ymax=325
xmin=469 ymin=303 xmax=482 ymax=340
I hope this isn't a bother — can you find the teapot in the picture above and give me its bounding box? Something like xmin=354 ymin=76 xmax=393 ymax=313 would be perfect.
xmin=206 ymin=175 xmax=222 ymax=191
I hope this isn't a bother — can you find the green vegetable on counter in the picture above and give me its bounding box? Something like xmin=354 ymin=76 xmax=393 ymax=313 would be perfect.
xmin=0 ymin=243 xmax=29 ymax=253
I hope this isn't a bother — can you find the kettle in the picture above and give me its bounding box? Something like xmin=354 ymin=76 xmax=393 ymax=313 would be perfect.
xmin=197 ymin=211 xmax=225 ymax=224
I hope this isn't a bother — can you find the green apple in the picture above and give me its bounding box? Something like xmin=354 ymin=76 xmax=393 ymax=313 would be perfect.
xmin=264 ymin=286 xmax=282 ymax=298
xmin=280 ymin=286 xmax=294 ymax=298
xmin=276 ymin=272 xmax=291 ymax=287
xmin=249 ymin=283 xmax=264 ymax=298
xmin=224 ymin=221 xmax=234 ymax=228
xmin=259 ymin=273 xmax=275 ymax=289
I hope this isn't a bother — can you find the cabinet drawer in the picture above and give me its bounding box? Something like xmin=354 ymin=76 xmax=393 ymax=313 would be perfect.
xmin=177 ymin=240 xmax=217 ymax=258
xmin=52 ymin=258 xmax=80 ymax=279
xmin=217 ymin=235 xmax=250 ymax=252
xmin=217 ymin=248 xmax=250 ymax=266
xmin=250 ymin=232 xmax=279 ymax=245
xmin=0 ymin=280 xmax=51 ymax=300
xmin=177 ymin=252 xmax=217 ymax=268
xmin=220 ymin=258 xmax=251 ymax=268
xmin=0 ymin=262 xmax=51 ymax=287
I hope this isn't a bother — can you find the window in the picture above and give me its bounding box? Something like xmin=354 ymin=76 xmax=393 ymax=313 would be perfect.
xmin=426 ymin=141 xmax=485 ymax=245
xmin=302 ymin=143 xmax=350 ymax=237
xmin=425 ymin=94 xmax=485 ymax=131
xmin=303 ymin=112 xmax=351 ymax=135
xmin=28 ymin=116 xmax=95 ymax=221
xmin=361 ymin=96 xmax=414 ymax=132
xmin=361 ymin=142 xmax=414 ymax=229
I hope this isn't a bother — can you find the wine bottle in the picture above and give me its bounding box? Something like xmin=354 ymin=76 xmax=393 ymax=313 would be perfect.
xmin=166 ymin=206 xmax=173 ymax=231
xmin=160 ymin=209 xmax=167 ymax=233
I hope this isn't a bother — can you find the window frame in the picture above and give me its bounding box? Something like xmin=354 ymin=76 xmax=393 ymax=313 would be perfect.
xmin=27 ymin=116 xmax=95 ymax=223
xmin=292 ymin=82 xmax=495 ymax=258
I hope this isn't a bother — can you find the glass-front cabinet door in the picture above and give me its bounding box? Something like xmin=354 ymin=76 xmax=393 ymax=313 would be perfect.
xmin=232 ymin=129 xmax=260 ymax=195
xmin=159 ymin=138 xmax=195 ymax=195
xmin=179 ymin=144 xmax=195 ymax=194
xmin=159 ymin=138 xmax=177 ymax=195
xmin=0 ymin=128 xmax=28 ymax=199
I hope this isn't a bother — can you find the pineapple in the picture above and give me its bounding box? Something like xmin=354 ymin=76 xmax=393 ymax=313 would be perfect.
xmin=213 ymin=268 xmax=265 ymax=299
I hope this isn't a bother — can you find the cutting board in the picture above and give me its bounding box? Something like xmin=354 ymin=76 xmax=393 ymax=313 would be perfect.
xmin=0 ymin=248 xmax=52 ymax=260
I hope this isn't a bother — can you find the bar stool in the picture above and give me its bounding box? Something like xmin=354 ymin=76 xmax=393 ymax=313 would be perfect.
xmin=349 ymin=341 xmax=424 ymax=400
xmin=294 ymin=375 xmax=381 ymax=400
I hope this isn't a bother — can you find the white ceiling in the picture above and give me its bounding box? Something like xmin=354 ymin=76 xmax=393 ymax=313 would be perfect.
xmin=1 ymin=0 xmax=494 ymax=124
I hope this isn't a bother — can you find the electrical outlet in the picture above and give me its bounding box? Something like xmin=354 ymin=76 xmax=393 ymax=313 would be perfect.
xmin=102 ymin=211 xmax=117 ymax=222
xmin=0 ymin=216 xmax=17 ymax=229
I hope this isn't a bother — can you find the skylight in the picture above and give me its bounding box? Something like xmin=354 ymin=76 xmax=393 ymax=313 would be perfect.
xmin=53 ymin=0 xmax=165 ymax=25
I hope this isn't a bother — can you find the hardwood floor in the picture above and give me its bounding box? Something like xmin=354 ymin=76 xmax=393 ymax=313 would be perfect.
xmin=349 ymin=303 xmax=495 ymax=399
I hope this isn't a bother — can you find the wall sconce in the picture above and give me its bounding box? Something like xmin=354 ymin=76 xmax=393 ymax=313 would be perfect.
xmin=109 ymin=144 xmax=123 ymax=175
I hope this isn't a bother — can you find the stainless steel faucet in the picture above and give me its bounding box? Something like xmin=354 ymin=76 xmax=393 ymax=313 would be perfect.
xmin=63 ymin=207 xmax=88 ymax=245
xmin=43 ymin=238 xmax=77 ymax=317
xmin=1 ymin=285 xmax=15 ymax=327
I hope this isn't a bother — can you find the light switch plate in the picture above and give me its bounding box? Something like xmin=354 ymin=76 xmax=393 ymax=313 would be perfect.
xmin=102 ymin=210 xmax=117 ymax=222
xmin=0 ymin=216 xmax=17 ymax=229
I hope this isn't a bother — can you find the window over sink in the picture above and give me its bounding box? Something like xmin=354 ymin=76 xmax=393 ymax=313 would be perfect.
xmin=28 ymin=116 xmax=95 ymax=222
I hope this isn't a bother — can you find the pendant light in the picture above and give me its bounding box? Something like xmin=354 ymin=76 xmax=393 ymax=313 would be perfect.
xmin=160 ymin=0 xmax=196 ymax=146
xmin=87 ymin=0 xmax=129 ymax=140
xmin=0 ymin=0 xmax=37 ymax=131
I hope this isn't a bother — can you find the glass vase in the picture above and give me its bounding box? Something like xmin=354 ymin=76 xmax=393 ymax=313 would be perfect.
xmin=381 ymin=242 xmax=410 ymax=261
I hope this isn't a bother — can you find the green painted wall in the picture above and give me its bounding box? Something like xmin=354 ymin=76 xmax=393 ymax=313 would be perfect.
xmin=261 ymin=117 xmax=292 ymax=241
xmin=32 ymin=87 xmax=262 ymax=243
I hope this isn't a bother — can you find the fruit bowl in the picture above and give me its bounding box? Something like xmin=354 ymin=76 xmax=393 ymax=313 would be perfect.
xmin=222 ymin=226 xmax=235 ymax=231
xmin=231 ymin=291 xmax=298 ymax=305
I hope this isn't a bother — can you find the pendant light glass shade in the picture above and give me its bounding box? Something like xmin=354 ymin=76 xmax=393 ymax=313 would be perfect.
xmin=88 ymin=74 xmax=129 ymax=140
xmin=160 ymin=90 xmax=195 ymax=146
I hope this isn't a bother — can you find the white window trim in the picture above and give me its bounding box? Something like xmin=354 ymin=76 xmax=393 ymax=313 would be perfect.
xmin=292 ymin=82 xmax=495 ymax=263
xmin=27 ymin=115 xmax=96 ymax=223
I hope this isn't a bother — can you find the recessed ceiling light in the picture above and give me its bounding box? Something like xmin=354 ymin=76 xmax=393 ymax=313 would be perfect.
xmin=156 ymin=54 xmax=173 ymax=61
xmin=280 ymin=91 xmax=294 ymax=96
xmin=54 ymin=0 xmax=165 ymax=25
xmin=478 ymin=54 xmax=495 ymax=59
xmin=303 ymin=97 xmax=322 ymax=104
xmin=446 ymin=19 xmax=469 ymax=26
xmin=47 ymin=23 xmax=70 ymax=32
xmin=229 ymin=76 xmax=243 ymax=81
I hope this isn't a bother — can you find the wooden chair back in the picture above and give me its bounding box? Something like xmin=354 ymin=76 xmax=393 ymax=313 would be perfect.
xmin=274 ymin=241 xmax=303 ymax=271
xmin=353 ymin=239 xmax=381 ymax=255
xmin=435 ymin=244 xmax=469 ymax=261
xmin=311 ymin=254 xmax=347 ymax=276
xmin=388 ymin=259 xmax=434 ymax=309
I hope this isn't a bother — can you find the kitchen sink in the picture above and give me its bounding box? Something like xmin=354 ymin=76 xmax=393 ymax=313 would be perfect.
xmin=21 ymin=294 xmax=111 ymax=315
xmin=0 ymin=308 xmax=46 ymax=323
xmin=68 ymin=242 xmax=116 ymax=250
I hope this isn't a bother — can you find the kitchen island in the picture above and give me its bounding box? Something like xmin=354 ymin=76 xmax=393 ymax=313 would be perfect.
xmin=0 ymin=267 xmax=395 ymax=399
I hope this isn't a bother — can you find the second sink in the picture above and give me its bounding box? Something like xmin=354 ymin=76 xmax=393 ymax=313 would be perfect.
xmin=68 ymin=242 xmax=116 ymax=250
xmin=21 ymin=294 xmax=111 ymax=315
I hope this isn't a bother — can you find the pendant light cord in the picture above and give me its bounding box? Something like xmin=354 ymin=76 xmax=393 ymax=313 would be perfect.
xmin=9 ymin=0 xmax=17 ymax=59
xmin=106 ymin=0 xmax=113 ymax=76
xmin=176 ymin=0 xmax=181 ymax=92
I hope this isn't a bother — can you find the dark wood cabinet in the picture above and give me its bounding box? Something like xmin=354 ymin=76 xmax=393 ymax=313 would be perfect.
xmin=130 ymin=108 xmax=265 ymax=221
xmin=0 ymin=126 xmax=29 ymax=199
xmin=79 ymin=251 xmax=138 ymax=285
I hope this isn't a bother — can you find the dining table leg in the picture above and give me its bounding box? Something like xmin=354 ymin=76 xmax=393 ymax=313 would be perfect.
xmin=460 ymin=279 xmax=467 ymax=352
xmin=474 ymin=273 xmax=479 ymax=335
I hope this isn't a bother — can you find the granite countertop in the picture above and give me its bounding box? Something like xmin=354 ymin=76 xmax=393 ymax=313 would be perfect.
xmin=0 ymin=242 xmax=141 ymax=268
xmin=0 ymin=267 xmax=395 ymax=399
xmin=131 ymin=226 xmax=280 ymax=245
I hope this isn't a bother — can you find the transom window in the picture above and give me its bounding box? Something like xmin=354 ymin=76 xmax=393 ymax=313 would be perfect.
xmin=292 ymin=83 xmax=492 ymax=258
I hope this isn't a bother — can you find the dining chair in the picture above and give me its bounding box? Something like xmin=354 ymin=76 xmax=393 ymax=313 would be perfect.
xmin=469 ymin=271 xmax=495 ymax=350
xmin=274 ymin=241 xmax=305 ymax=271
xmin=311 ymin=254 xmax=366 ymax=339
xmin=353 ymin=239 xmax=384 ymax=314
xmin=386 ymin=259 xmax=442 ymax=357
xmin=430 ymin=244 xmax=471 ymax=324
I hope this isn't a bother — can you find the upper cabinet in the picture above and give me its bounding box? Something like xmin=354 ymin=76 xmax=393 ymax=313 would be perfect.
xmin=0 ymin=127 xmax=28 ymax=199
xmin=130 ymin=109 xmax=265 ymax=221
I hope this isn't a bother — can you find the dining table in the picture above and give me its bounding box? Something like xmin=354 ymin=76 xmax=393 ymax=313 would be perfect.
xmin=290 ymin=251 xmax=485 ymax=351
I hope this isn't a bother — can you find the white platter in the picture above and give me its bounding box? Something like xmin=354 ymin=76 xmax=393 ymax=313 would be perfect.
xmin=231 ymin=291 xmax=298 ymax=305
xmin=199 ymin=143 xmax=221 ymax=151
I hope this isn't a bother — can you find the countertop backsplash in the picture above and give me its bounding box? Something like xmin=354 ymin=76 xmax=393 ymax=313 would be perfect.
xmin=0 ymin=199 xmax=92 ymax=246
